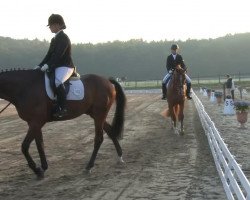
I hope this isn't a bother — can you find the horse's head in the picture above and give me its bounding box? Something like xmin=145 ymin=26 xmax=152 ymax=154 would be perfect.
xmin=175 ymin=65 xmax=186 ymax=74
xmin=173 ymin=65 xmax=186 ymax=86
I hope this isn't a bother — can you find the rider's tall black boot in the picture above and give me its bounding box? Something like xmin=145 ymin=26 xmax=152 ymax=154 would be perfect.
xmin=162 ymin=83 xmax=167 ymax=100
xmin=53 ymin=84 xmax=68 ymax=118
xmin=186 ymin=82 xmax=192 ymax=100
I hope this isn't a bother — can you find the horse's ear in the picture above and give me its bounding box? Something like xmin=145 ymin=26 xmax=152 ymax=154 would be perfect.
xmin=176 ymin=65 xmax=182 ymax=70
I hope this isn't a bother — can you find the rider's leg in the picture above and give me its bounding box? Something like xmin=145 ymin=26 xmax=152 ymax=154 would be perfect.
xmin=54 ymin=67 xmax=74 ymax=117
xmin=162 ymin=73 xmax=171 ymax=99
xmin=162 ymin=74 xmax=168 ymax=99
xmin=185 ymin=74 xmax=192 ymax=100
xmin=161 ymin=82 xmax=167 ymax=99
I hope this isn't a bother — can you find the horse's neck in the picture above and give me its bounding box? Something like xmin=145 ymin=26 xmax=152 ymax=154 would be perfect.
xmin=172 ymin=74 xmax=185 ymax=89
xmin=0 ymin=70 xmax=40 ymax=103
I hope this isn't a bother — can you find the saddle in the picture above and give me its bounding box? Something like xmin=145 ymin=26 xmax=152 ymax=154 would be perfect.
xmin=45 ymin=69 xmax=84 ymax=101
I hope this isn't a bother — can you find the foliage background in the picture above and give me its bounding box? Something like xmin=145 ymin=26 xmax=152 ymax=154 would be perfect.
xmin=0 ymin=33 xmax=250 ymax=80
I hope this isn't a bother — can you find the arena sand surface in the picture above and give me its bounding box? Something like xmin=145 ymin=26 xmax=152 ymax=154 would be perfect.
xmin=0 ymin=93 xmax=226 ymax=200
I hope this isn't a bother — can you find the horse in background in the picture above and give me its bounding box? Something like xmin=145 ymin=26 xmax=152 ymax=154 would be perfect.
xmin=166 ymin=65 xmax=186 ymax=134
xmin=0 ymin=69 xmax=126 ymax=179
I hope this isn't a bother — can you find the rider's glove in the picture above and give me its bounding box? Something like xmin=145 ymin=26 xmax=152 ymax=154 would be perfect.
xmin=168 ymin=69 xmax=173 ymax=74
xmin=34 ymin=66 xmax=40 ymax=70
xmin=41 ymin=64 xmax=49 ymax=72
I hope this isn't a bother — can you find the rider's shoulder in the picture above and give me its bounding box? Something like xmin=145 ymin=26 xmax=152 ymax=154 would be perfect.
xmin=176 ymin=54 xmax=184 ymax=59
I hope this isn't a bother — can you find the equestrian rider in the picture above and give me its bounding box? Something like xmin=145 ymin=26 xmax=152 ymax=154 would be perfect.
xmin=225 ymin=74 xmax=235 ymax=100
xmin=162 ymin=44 xmax=192 ymax=100
xmin=36 ymin=14 xmax=75 ymax=117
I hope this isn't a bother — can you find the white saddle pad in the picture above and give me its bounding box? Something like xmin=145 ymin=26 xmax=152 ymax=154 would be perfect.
xmin=45 ymin=73 xmax=84 ymax=100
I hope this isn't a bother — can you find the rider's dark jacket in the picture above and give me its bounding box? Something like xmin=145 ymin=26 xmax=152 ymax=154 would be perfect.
xmin=39 ymin=31 xmax=74 ymax=70
xmin=166 ymin=54 xmax=186 ymax=72
xmin=226 ymin=77 xmax=233 ymax=89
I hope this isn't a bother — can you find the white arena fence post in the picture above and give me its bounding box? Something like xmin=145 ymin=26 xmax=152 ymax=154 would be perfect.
xmin=192 ymin=90 xmax=250 ymax=200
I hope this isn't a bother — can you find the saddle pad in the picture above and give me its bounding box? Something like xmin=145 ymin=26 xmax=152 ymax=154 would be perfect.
xmin=45 ymin=73 xmax=84 ymax=100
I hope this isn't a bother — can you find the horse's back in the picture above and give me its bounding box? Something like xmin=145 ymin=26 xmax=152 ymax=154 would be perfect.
xmin=81 ymin=74 xmax=113 ymax=91
xmin=80 ymin=74 xmax=115 ymax=103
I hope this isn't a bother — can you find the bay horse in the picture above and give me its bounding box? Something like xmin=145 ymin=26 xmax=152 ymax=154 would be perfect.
xmin=166 ymin=65 xmax=186 ymax=134
xmin=0 ymin=69 xmax=126 ymax=178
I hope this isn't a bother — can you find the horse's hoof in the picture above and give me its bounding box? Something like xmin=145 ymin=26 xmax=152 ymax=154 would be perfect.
xmin=174 ymin=129 xmax=179 ymax=135
xmin=84 ymin=168 xmax=92 ymax=174
xmin=118 ymin=156 xmax=125 ymax=163
xmin=85 ymin=165 xmax=93 ymax=174
xmin=35 ymin=167 xmax=45 ymax=180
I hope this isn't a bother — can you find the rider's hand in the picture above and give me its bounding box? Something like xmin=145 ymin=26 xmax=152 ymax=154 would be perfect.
xmin=168 ymin=69 xmax=173 ymax=74
xmin=41 ymin=64 xmax=49 ymax=72
xmin=34 ymin=66 xmax=40 ymax=70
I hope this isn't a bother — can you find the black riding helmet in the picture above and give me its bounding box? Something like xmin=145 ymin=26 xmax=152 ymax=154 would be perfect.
xmin=47 ymin=14 xmax=66 ymax=29
xmin=171 ymin=44 xmax=179 ymax=50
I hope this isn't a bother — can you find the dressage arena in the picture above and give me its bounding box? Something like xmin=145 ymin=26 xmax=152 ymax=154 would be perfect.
xmin=0 ymin=90 xmax=241 ymax=200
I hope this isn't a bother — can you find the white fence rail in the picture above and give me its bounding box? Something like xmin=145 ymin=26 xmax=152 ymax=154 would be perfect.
xmin=193 ymin=91 xmax=250 ymax=200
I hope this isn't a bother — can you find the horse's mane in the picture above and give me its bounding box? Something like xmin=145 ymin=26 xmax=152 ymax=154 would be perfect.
xmin=0 ymin=68 xmax=41 ymax=83
xmin=0 ymin=68 xmax=30 ymax=74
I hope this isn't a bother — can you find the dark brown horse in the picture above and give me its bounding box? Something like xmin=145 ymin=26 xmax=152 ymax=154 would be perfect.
xmin=0 ymin=69 xmax=126 ymax=178
xmin=167 ymin=65 xmax=186 ymax=134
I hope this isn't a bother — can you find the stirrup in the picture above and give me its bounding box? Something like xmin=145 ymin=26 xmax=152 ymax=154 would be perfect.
xmin=53 ymin=108 xmax=67 ymax=118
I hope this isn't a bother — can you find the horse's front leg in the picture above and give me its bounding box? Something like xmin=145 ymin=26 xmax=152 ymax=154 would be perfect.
xmin=178 ymin=103 xmax=185 ymax=135
xmin=35 ymin=131 xmax=48 ymax=176
xmin=22 ymin=126 xmax=45 ymax=179
xmin=169 ymin=105 xmax=176 ymax=131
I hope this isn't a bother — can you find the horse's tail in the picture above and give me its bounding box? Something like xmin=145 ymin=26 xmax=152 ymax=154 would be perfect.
xmin=109 ymin=78 xmax=126 ymax=140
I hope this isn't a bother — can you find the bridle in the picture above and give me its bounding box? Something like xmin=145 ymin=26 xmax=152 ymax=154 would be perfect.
xmin=173 ymin=67 xmax=186 ymax=95
xmin=0 ymin=102 xmax=11 ymax=114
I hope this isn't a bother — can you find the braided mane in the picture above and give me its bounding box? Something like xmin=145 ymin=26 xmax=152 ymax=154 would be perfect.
xmin=0 ymin=68 xmax=31 ymax=74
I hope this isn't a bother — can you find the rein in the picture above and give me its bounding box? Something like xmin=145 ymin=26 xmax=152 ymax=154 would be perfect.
xmin=0 ymin=102 xmax=11 ymax=114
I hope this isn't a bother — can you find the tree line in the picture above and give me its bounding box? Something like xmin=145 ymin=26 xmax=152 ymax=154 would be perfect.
xmin=0 ymin=33 xmax=250 ymax=81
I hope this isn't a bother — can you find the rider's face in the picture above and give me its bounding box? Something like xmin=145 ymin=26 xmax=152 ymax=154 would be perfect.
xmin=171 ymin=49 xmax=177 ymax=55
xmin=49 ymin=23 xmax=61 ymax=33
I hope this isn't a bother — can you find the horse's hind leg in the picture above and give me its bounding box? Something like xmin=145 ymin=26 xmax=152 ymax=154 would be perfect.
xmin=86 ymin=118 xmax=104 ymax=172
xmin=104 ymin=121 xmax=124 ymax=163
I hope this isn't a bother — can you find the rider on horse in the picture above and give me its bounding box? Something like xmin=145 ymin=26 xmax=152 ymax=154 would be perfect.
xmin=35 ymin=14 xmax=75 ymax=118
xmin=161 ymin=44 xmax=192 ymax=100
